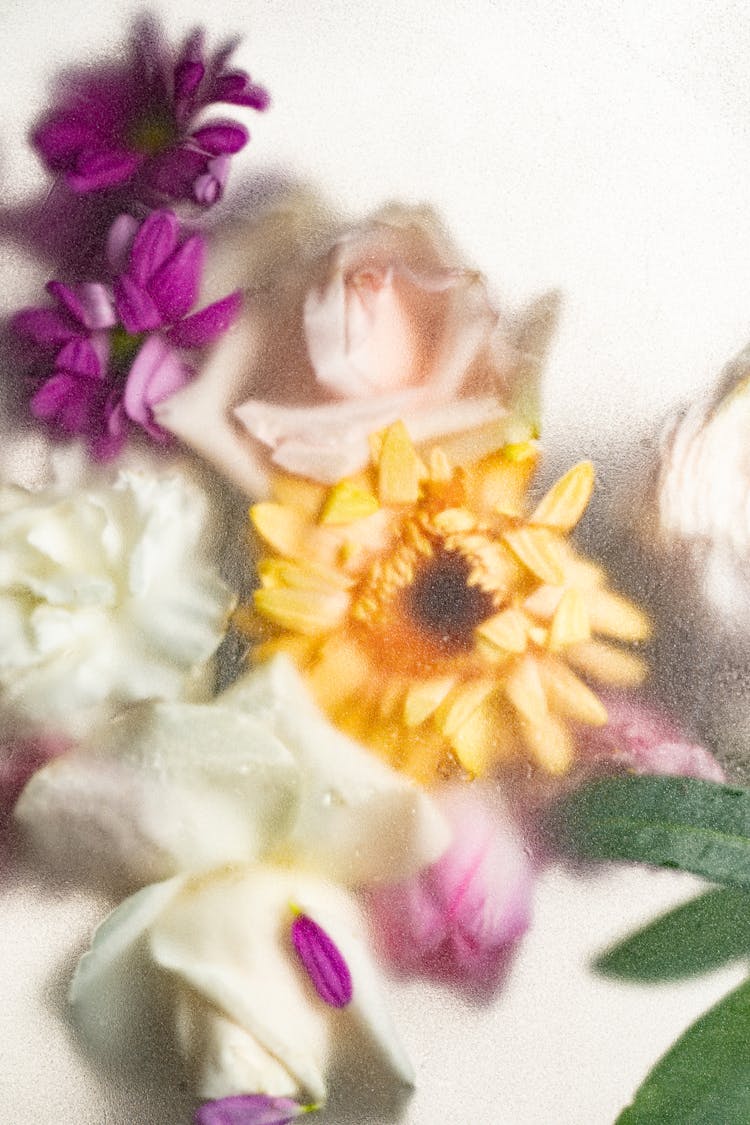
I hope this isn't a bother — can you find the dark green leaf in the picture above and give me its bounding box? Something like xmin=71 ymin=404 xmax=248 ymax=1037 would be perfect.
xmin=550 ymin=776 xmax=750 ymax=888
xmin=595 ymin=887 xmax=750 ymax=981
xmin=616 ymin=977 xmax=750 ymax=1124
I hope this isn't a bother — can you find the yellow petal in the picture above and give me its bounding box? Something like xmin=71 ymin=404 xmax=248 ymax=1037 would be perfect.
xmin=504 ymin=656 xmax=548 ymax=725
xmin=377 ymin=420 xmax=425 ymax=505
xmin=539 ymin=658 xmax=608 ymax=725
xmin=436 ymin=679 xmax=497 ymax=739
xmin=306 ymin=637 xmax=371 ymax=710
xmin=432 ymin=507 xmax=476 ymax=534
xmin=530 ymin=461 xmax=595 ymax=530
xmin=477 ymin=608 xmax=528 ymax=654
xmin=258 ymin=558 xmax=353 ymax=592
xmin=504 ymin=526 xmax=565 ymax=585
xmin=270 ymin=474 xmax=326 ymax=518
xmin=520 ymin=712 xmax=574 ymax=774
xmin=471 ymin=451 xmax=536 ymax=517
xmin=403 ymin=676 xmax=457 ymax=727
xmin=587 ymin=589 xmax=651 ymax=642
xmin=548 ymin=587 xmax=591 ymax=651
xmin=251 ymin=503 xmax=308 ymax=557
xmin=253 ymin=587 xmax=349 ymax=636
xmin=319 ymin=479 xmax=380 ymax=525
xmin=429 ymin=446 xmax=452 ymax=482
xmin=449 ymin=699 xmax=511 ymax=776
xmin=566 ymin=640 xmax=648 ymax=686
xmin=252 ymin=634 xmax=317 ymax=667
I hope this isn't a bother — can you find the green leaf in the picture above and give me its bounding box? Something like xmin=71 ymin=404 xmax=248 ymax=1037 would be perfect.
xmin=550 ymin=776 xmax=750 ymax=888
xmin=595 ymin=887 xmax=750 ymax=981
xmin=616 ymin=978 xmax=750 ymax=1124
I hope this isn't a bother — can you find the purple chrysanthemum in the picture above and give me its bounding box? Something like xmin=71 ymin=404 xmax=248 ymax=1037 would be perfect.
xmin=13 ymin=209 xmax=241 ymax=460
xmin=194 ymin=1094 xmax=310 ymax=1125
xmin=32 ymin=17 xmax=269 ymax=207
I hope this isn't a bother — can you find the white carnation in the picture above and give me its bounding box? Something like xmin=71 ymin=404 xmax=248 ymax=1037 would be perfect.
xmin=0 ymin=469 xmax=234 ymax=736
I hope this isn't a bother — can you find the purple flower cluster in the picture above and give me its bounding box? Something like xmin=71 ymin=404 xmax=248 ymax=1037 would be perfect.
xmin=33 ymin=19 xmax=268 ymax=207
xmin=14 ymin=210 xmax=241 ymax=459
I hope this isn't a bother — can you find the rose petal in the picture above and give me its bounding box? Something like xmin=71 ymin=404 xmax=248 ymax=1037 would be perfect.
xmin=67 ymin=148 xmax=143 ymax=193
xmin=194 ymin=1094 xmax=307 ymax=1125
xmin=129 ymin=211 xmax=180 ymax=285
xmin=114 ymin=274 xmax=163 ymax=333
xmin=190 ymin=121 xmax=248 ymax=155
xmin=147 ymin=235 xmax=205 ymax=322
xmin=291 ymin=912 xmax=352 ymax=1008
xmin=166 ymin=291 xmax=242 ymax=349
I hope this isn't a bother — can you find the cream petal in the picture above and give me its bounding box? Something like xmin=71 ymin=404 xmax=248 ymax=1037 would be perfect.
xmin=221 ymin=657 xmax=451 ymax=884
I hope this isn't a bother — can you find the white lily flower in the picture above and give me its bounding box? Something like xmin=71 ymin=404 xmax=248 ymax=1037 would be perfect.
xmin=0 ymin=469 xmax=234 ymax=738
xmin=17 ymin=658 xmax=450 ymax=1103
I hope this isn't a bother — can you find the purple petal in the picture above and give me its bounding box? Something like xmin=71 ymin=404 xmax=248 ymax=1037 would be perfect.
xmin=174 ymin=58 xmax=205 ymax=103
xmin=66 ymin=149 xmax=143 ymax=193
xmin=114 ymin=274 xmax=163 ymax=333
xmin=32 ymin=116 xmax=100 ymax=164
xmin=47 ymin=281 xmax=116 ymax=331
xmin=167 ymin=290 xmax=242 ymax=349
xmin=56 ymin=337 xmax=102 ymax=379
xmin=147 ymin=146 xmax=208 ymax=200
xmin=12 ymin=307 xmax=77 ymax=348
xmin=91 ymin=396 xmax=128 ymax=461
xmin=193 ymin=154 xmax=230 ymax=206
xmin=194 ymin=1094 xmax=308 ymax=1125
xmin=291 ymin=913 xmax=352 ymax=1008
xmin=107 ymin=214 xmax=141 ymax=273
xmin=129 ymin=211 xmax=180 ymax=285
xmin=147 ymin=235 xmax=205 ymax=322
xmin=31 ymin=372 xmax=99 ymax=433
xmin=123 ymin=335 xmax=188 ymax=430
xmin=210 ymin=71 xmax=270 ymax=110
xmin=190 ymin=120 xmax=248 ymax=155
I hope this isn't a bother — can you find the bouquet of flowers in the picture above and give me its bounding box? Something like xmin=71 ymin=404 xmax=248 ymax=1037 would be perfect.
xmin=4 ymin=16 xmax=750 ymax=1125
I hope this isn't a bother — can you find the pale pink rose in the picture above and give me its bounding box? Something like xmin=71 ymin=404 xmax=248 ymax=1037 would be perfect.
xmin=154 ymin=193 xmax=559 ymax=495
xmin=369 ymin=788 xmax=534 ymax=990
xmin=580 ymin=693 xmax=725 ymax=782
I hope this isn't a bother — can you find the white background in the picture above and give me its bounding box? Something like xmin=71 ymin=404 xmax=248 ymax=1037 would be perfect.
xmin=2 ymin=3 xmax=750 ymax=1122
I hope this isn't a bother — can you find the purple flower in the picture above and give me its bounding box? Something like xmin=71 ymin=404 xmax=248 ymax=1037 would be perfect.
xmin=194 ymin=1095 xmax=310 ymax=1125
xmin=14 ymin=210 xmax=242 ymax=460
xmin=291 ymin=911 xmax=353 ymax=1008
xmin=579 ymin=693 xmax=726 ymax=783
xmin=32 ymin=17 xmax=269 ymax=207
xmin=369 ymin=789 xmax=534 ymax=990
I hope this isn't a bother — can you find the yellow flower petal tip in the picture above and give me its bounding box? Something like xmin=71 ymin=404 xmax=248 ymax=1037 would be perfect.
xmin=320 ymin=479 xmax=380 ymax=525
xmin=531 ymin=461 xmax=595 ymax=530
xmin=377 ymin=421 xmax=425 ymax=505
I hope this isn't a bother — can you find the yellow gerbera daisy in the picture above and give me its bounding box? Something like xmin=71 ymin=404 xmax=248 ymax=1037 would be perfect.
xmin=237 ymin=421 xmax=650 ymax=784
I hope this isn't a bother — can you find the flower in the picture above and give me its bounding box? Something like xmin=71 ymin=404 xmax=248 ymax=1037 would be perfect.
xmin=0 ymin=469 xmax=233 ymax=738
xmin=195 ymin=1095 xmax=312 ymax=1125
xmin=17 ymin=659 xmax=448 ymax=1104
xmin=32 ymin=17 xmax=268 ymax=206
xmin=13 ymin=209 xmax=242 ymax=461
xmin=579 ymin=693 xmax=725 ymax=782
xmin=154 ymin=198 xmax=559 ymax=495
xmin=291 ymin=912 xmax=353 ymax=1008
xmin=370 ymin=788 xmax=534 ymax=988
xmin=239 ymin=423 xmax=651 ymax=781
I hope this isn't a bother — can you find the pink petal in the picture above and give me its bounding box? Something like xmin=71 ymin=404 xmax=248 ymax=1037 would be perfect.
xmin=192 ymin=154 xmax=230 ymax=206
xmin=129 ymin=211 xmax=180 ymax=285
xmin=194 ymin=1095 xmax=307 ymax=1125
xmin=291 ymin=912 xmax=353 ymax=1008
xmin=166 ymin=290 xmax=242 ymax=349
xmin=190 ymin=120 xmax=248 ymax=155
xmin=123 ymin=336 xmax=188 ymax=430
xmin=147 ymin=235 xmax=205 ymax=322
xmin=114 ymin=274 xmax=163 ymax=333
xmin=48 ymin=281 xmax=116 ymax=331
xmin=107 ymin=214 xmax=140 ymax=274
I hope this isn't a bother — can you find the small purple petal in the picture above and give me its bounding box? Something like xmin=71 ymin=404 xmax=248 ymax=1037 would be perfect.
xmin=190 ymin=120 xmax=248 ymax=155
xmin=193 ymin=154 xmax=230 ymax=206
xmin=12 ymin=307 xmax=77 ymax=348
xmin=194 ymin=1094 xmax=308 ymax=1125
xmin=114 ymin=274 xmax=163 ymax=333
xmin=147 ymin=234 xmax=204 ymax=322
xmin=56 ymin=337 xmax=102 ymax=379
xmin=47 ymin=281 xmax=116 ymax=331
xmin=123 ymin=335 xmax=188 ymax=429
xmin=107 ymin=214 xmax=141 ymax=273
xmin=91 ymin=396 xmax=128 ymax=461
xmin=211 ymin=71 xmax=270 ymax=110
xmin=32 ymin=116 xmax=100 ymax=164
xmin=166 ymin=290 xmax=242 ymax=348
xmin=147 ymin=146 xmax=208 ymax=200
xmin=291 ymin=913 xmax=352 ymax=1008
xmin=129 ymin=210 xmax=180 ymax=285
xmin=173 ymin=58 xmax=205 ymax=102
xmin=31 ymin=372 xmax=99 ymax=433
xmin=67 ymin=148 xmax=144 ymax=193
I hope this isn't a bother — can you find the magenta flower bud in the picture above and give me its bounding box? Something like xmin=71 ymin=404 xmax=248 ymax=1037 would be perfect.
xmin=194 ymin=1094 xmax=310 ymax=1125
xmin=291 ymin=911 xmax=353 ymax=1008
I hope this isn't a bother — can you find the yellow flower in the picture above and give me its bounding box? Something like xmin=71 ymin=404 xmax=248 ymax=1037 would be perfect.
xmin=238 ymin=422 xmax=650 ymax=783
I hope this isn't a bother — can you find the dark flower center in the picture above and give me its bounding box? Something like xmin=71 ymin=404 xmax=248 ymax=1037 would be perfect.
xmin=403 ymin=549 xmax=495 ymax=654
xmin=109 ymin=325 xmax=145 ymax=381
xmin=127 ymin=109 xmax=179 ymax=155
